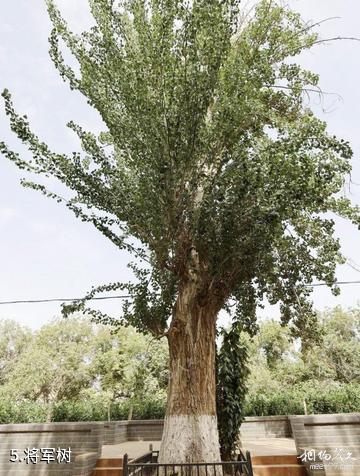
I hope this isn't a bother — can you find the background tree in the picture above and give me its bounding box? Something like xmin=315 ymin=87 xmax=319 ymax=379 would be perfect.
xmin=0 ymin=320 xmax=31 ymax=385
xmin=0 ymin=317 xmax=168 ymax=419
xmin=302 ymin=307 xmax=360 ymax=384
xmin=91 ymin=325 xmax=168 ymax=409
xmin=1 ymin=308 xmax=359 ymax=423
xmin=3 ymin=318 xmax=95 ymax=421
xmin=257 ymin=320 xmax=291 ymax=369
xmin=247 ymin=307 xmax=360 ymax=395
xmin=1 ymin=0 xmax=360 ymax=463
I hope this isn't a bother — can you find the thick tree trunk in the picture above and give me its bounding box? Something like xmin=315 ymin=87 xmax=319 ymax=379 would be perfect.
xmin=159 ymin=282 xmax=221 ymax=464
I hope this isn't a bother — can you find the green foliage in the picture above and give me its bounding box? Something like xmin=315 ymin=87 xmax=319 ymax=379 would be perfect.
xmin=0 ymin=317 xmax=168 ymax=420
xmin=0 ymin=396 xmax=166 ymax=424
xmin=245 ymin=307 xmax=360 ymax=415
xmin=244 ymin=383 xmax=360 ymax=416
xmin=52 ymin=396 xmax=166 ymax=422
xmin=113 ymin=396 xmax=166 ymax=420
xmin=52 ymin=400 xmax=108 ymax=422
xmin=0 ymin=306 xmax=359 ymax=424
xmin=0 ymin=398 xmax=48 ymax=424
xmin=256 ymin=320 xmax=291 ymax=369
xmin=2 ymin=318 xmax=97 ymax=417
xmin=216 ymin=326 xmax=250 ymax=460
xmin=91 ymin=325 xmax=169 ymax=401
xmin=1 ymin=384 xmax=359 ymax=423
xmin=315 ymin=306 xmax=360 ymax=383
xmin=1 ymin=0 xmax=359 ymax=338
xmin=0 ymin=320 xmax=32 ymax=385
xmin=245 ymin=391 xmax=304 ymax=416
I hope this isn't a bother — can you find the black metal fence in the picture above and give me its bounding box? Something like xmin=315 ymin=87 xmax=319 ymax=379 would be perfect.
xmin=123 ymin=449 xmax=253 ymax=476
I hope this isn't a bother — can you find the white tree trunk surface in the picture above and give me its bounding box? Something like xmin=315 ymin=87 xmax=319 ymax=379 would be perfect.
xmin=158 ymin=414 xmax=221 ymax=464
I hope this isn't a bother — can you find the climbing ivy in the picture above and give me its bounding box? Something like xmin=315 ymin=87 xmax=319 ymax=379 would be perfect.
xmin=216 ymin=325 xmax=250 ymax=460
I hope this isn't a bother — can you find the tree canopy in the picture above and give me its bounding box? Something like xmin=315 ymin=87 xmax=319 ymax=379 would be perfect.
xmin=1 ymin=0 xmax=360 ymax=336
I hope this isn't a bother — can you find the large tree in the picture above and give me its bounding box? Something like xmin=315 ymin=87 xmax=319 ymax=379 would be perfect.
xmin=1 ymin=0 xmax=359 ymax=464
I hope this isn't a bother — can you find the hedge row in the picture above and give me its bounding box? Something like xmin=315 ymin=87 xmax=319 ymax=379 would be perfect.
xmin=0 ymin=397 xmax=166 ymax=424
xmin=0 ymin=384 xmax=359 ymax=424
xmin=244 ymin=383 xmax=360 ymax=416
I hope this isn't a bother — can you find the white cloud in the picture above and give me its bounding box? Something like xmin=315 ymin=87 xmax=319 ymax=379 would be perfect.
xmin=0 ymin=23 xmax=13 ymax=34
xmin=0 ymin=207 xmax=17 ymax=223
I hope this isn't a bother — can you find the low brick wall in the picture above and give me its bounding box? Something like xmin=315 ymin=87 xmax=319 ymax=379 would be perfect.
xmin=0 ymin=422 xmax=104 ymax=476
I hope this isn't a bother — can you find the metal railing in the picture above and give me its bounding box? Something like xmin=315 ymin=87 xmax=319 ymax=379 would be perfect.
xmin=238 ymin=450 xmax=254 ymax=476
xmin=123 ymin=449 xmax=253 ymax=476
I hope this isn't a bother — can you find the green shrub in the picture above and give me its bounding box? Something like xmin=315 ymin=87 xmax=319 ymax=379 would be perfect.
xmin=0 ymin=385 xmax=358 ymax=424
xmin=244 ymin=383 xmax=360 ymax=416
xmin=244 ymin=391 xmax=304 ymax=416
xmin=305 ymin=384 xmax=360 ymax=414
xmin=0 ymin=400 xmax=48 ymax=424
xmin=52 ymin=401 xmax=108 ymax=422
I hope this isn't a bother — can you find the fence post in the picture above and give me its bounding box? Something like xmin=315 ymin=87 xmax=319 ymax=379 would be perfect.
xmin=303 ymin=398 xmax=308 ymax=415
xmin=246 ymin=451 xmax=253 ymax=476
xmin=123 ymin=453 xmax=129 ymax=476
xmin=236 ymin=452 xmax=243 ymax=475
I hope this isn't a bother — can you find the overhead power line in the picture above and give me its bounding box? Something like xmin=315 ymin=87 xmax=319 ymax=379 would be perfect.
xmin=1 ymin=280 xmax=360 ymax=306
xmin=310 ymin=280 xmax=360 ymax=287
xmin=0 ymin=295 xmax=132 ymax=305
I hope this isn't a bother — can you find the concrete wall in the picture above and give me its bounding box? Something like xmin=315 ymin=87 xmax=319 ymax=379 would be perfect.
xmin=125 ymin=416 xmax=292 ymax=441
xmin=0 ymin=422 xmax=104 ymax=476
xmin=102 ymin=421 xmax=128 ymax=445
xmin=0 ymin=416 xmax=291 ymax=474
xmin=239 ymin=416 xmax=291 ymax=438
xmin=1 ymin=415 xmax=359 ymax=474
xmin=127 ymin=420 xmax=164 ymax=441
xmin=290 ymin=414 xmax=360 ymax=476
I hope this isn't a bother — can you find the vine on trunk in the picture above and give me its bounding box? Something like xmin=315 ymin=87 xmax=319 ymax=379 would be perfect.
xmin=216 ymin=326 xmax=250 ymax=461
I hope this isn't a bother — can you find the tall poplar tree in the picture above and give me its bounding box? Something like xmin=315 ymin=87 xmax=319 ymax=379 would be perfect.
xmin=1 ymin=0 xmax=359 ymax=464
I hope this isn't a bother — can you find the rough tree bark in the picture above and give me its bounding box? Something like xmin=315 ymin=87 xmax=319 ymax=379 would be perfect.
xmin=158 ymin=279 xmax=222 ymax=464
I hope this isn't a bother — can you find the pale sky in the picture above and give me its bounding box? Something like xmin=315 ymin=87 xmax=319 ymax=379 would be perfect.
xmin=0 ymin=0 xmax=360 ymax=329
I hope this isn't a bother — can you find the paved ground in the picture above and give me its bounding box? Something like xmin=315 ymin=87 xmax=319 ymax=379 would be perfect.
xmin=101 ymin=438 xmax=297 ymax=459
xmin=239 ymin=438 xmax=297 ymax=456
xmin=102 ymin=440 xmax=160 ymax=458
